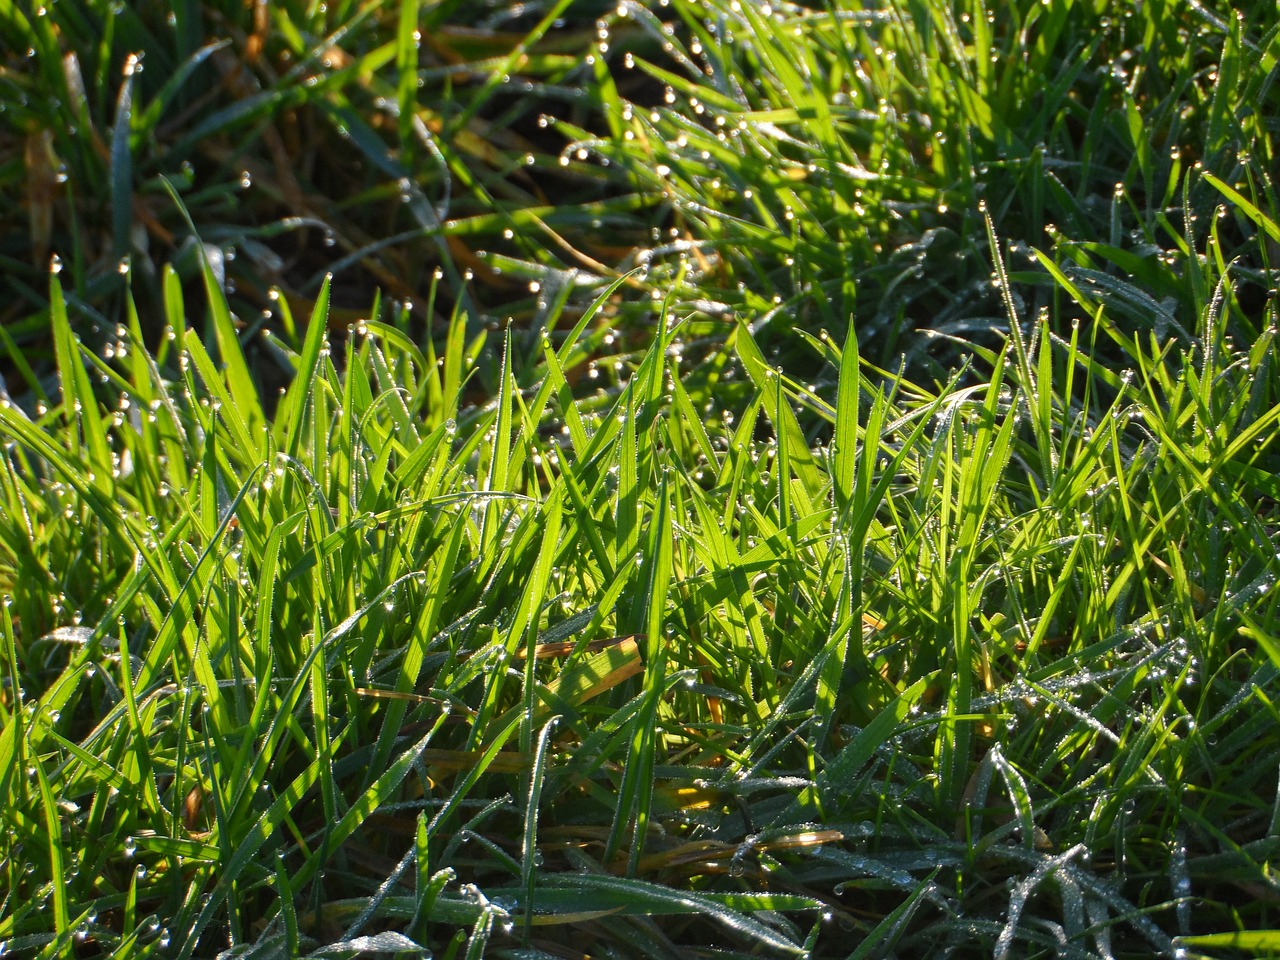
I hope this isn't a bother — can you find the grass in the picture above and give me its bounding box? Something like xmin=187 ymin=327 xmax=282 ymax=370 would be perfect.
xmin=1 ymin=0 xmax=1279 ymax=957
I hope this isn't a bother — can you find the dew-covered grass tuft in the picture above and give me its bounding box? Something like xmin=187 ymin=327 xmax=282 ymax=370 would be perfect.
xmin=1 ymin=1 xmax=1279 ymax=957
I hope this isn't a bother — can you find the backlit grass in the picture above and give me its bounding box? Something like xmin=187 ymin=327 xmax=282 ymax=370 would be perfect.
xmin=2 ymin=1 xmax=1279 ymax=958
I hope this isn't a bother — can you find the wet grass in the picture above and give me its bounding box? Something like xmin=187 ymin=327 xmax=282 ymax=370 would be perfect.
xmin=2 ymin=1 xmax=1280 ymax=958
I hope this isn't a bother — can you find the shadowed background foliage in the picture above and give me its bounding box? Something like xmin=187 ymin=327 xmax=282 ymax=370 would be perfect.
xmin=5 ymin=0 xmax=1277 ymax=384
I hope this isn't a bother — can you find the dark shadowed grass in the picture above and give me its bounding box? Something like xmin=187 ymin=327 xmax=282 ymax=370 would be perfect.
xmin=0 ymin=0 xmax=657 ymax=391
xmin=2 ymin=1 xmax=1280 ymax=958
xmin=9 ymin=1 xmax=1276 ymax=382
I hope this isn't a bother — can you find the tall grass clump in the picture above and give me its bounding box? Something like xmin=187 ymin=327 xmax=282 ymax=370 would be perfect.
xmin=1 ymin=0 xmax=1279 ymax=958
xmin=2 ymin=205 xmax=1278 ymax=956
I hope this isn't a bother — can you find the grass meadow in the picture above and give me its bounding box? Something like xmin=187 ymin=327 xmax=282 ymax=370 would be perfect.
xmin=2 ymin=0 xmax=1280 ymax=957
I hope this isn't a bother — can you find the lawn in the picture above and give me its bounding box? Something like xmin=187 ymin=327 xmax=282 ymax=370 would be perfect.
xmin=2 ymin=1 xmax=1279 ymax=957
